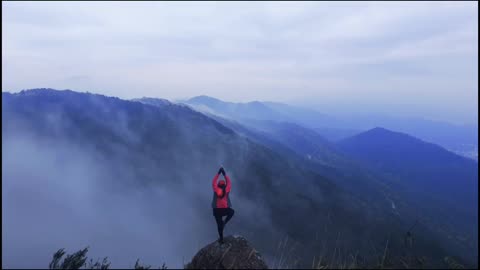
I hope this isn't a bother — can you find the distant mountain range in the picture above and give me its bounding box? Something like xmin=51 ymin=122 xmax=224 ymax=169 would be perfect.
xmin=182 ymin=95 xmax=478 ymax=161
xmin=183 ymin=95 xmax=356 ymax=141
xmin=132 ymin=97 xmax=172 ymax=107
xmin=2 ymin=89 xmax=404 ymax=268
xmin=182 ymin=94 xmax=478 ymax=265
xmin=2 ymin=89 xmax=478 ymax=268
xmin=161 ymin=94 xmax=479 ymax=266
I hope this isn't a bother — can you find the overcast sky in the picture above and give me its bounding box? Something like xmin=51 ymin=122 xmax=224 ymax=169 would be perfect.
xmin=2 ymin=1 xmax=478 ymax=124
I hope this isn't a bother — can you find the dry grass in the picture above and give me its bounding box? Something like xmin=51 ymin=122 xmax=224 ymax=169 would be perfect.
xmin=48 ymin=247 xmax=167 ymax=269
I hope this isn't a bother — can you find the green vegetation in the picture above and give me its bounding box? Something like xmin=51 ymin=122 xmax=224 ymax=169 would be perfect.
xmin=48 ymin=247 xmax=167 ymax=269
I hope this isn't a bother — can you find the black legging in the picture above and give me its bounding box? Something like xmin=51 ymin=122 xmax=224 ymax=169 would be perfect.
xmin=213 ymin=208 xmax=235 ymax=241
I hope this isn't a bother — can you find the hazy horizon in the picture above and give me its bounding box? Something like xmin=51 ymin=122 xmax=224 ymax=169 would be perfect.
xmin=3 ymin=88 xmax=478 ymax=128
xmin=2 ymin=1 xmax=478 ymax=125
xmin=3 ymin=3 xmax=478 ymax=268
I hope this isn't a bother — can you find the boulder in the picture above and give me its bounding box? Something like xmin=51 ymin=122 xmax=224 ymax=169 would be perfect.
xmin=186 ymin=235 xmax=268 ymax=269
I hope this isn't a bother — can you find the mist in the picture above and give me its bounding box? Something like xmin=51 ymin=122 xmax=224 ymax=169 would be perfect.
xmin=3 ymin=134 xmax=202 ymax=268
xmin=2 ymin=93 xmax=282 ymax=268
xmin=3 ymin=87 xmax=478 ymax=269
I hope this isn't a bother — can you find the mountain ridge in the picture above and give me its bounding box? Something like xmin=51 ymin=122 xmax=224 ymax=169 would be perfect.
xmin=3 ymin=88 xmax=476 ymax=268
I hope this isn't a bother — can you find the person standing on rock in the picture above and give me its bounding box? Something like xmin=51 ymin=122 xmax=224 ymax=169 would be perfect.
xmin=212 ymin=167 xmax=235 ymax=244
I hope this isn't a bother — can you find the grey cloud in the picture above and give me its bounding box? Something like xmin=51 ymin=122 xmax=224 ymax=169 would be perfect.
xmin=2 ymin=1 xmax=478 ymax=124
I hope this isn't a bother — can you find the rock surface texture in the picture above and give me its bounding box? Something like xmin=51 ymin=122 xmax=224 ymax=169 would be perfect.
xmin=186 ymin=235 xmax=268 ymax=269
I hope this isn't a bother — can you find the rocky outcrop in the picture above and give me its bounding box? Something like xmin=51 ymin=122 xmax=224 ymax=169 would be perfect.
xmin=186 ymin=235 xmax=268 ymax=269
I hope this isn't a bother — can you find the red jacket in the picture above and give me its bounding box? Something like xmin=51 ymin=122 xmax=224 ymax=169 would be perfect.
xmin=212 ymin=173 xmax=232 ymax=208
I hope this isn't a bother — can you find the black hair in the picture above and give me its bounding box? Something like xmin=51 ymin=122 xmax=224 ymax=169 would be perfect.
xmin=217 ymin=182 xmax=227 ymax=198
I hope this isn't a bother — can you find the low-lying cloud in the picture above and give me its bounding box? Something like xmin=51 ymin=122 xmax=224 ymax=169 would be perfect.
xmin=2 ymin=108 xmax=281 ymax=268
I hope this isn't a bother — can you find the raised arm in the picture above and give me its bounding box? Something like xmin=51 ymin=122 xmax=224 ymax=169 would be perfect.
xmin=225 ymin=174 xmax=231 ymax=193
xmin=212 ymin=172 xmax=220 ymax=192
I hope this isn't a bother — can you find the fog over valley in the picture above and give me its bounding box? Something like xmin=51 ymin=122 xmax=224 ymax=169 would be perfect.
xmin=2 ymin=1 xmax=478 ymax=269
xmin=2 ymin=89 xmax=478 ymax=268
